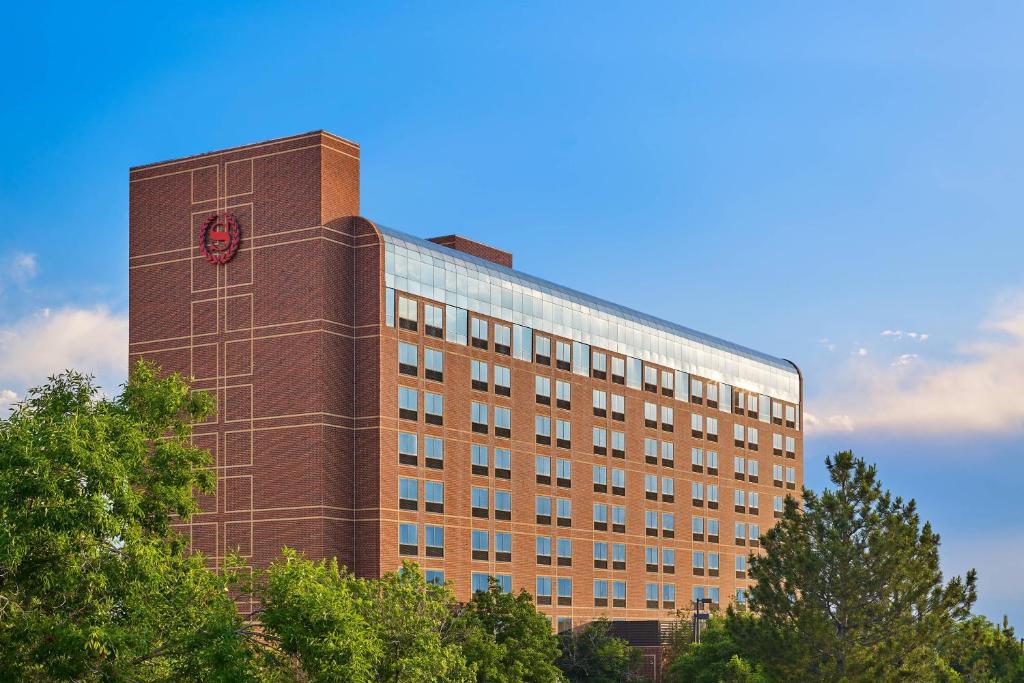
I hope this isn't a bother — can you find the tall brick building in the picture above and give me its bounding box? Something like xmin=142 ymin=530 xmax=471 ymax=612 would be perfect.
xmin=129 ymin=131 xmax=803 ymax=636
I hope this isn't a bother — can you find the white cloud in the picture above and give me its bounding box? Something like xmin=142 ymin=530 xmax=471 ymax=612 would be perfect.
xmin=809 ymin=295 xmax=1024 ymax=435
xmin=881 ymin=329 xmax=929 ymax=341
xmin=0 ymin=389 xmax=17 ymax=412
xmin=0 ymin=307 xmax=128 ymax=392
xmin=818 ymin=337 xmax=836 ymax=352
xmin=854 ymin=347 xmax=868 ymax=357
xmin=7 ymin=252 xmax=37 ymax=286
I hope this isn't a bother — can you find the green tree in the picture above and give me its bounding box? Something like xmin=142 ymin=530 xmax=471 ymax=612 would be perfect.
xmin=452 ymin=577 xmax=563 ymax=682
xmin=667 ymin=615 xmax=770 ymax=683
xmin=937 ymin=615 xmax=1024 ymax=682
xmin=258 ymin=548 xmax=380 ymax=681
xmin=0 ymin=363 xmax=268 ymax=681
xmin=730 ymin=450 xmax=977 ymax=681
xmin=556 ymin=618 xmax=645 ymax=683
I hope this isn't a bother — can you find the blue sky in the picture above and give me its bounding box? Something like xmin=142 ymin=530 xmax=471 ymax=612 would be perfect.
xmin=2 ymin=2 xmax=1023 ymax=625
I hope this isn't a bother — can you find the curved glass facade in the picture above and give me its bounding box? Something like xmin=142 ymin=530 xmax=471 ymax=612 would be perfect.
xmin=379 ymin=225 xmax=800 ymax=404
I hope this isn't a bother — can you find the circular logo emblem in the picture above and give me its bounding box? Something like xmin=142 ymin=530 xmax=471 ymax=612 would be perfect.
xmin=199 ymin=213 xmax=241 ymax=265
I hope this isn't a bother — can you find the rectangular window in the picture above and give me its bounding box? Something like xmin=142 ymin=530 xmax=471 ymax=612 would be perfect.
xmin=385 ymin=287 xmax=395 ymax=326
xmin=644 ymin=437 xmax=657 ymax=463
xmin=594 ymin=541 xmax=609 ymax=562
xmin=706 ymin=417 xmax=718 ymax=441
xmin=494 ymin=324 xmax=511 ymax=355
xmin=535 ymin=415 xmax=551 ymax=444
xmin=425 ymin=436 xmax=444 ymax=468
xmin=612 ymin=542 xmax=626 ymax=566
xmin=494 ymin=448 xmax=511 ymax=478
xmin=747 ymin=427 xmax=759 ymax=450
xmin=495 ymin=532 xmax=512 ymax=562
xmin=556 ymin=498 xmax=572 ymax=525
xmin=556 ymin=538 xmax=573 ymax=566
xmin=536 ymin=536 xmax=552 ymax=563
xmin=736 ymin=522 xmax=747 ymax=541
xmin=398 ymin=342 xmax=418 ymax=376
xmin=398 ymin=387 xmax=418 ymax=420
xmin=707 ymin=484 xmax=718 ymax=504
xmin=611 ymin=430 xmax=625 ymax=457
xmin=398 ymin=432 xmax=418 ymax=466
xmin=749 ymin=492 xmax=760 ymax=510
xmin=472 ymin=530 xmax=489 ymax=559
xmin=708 ymin=552 xmax=719 ymax=571
xmin=692 ymin=447 xmax=703 ymax=468
xmin=594 ymin=579 xmax=609 ymax=604
xmin=661 ymin=477 xmax=675 ymax=499
xmin=594 ymin=502 xmax=608 ymax=526
xmin=644 ymin=402 xmax=658 ymax=428
xmin=773 ymin=399 xmax=784 ymax=423
xmin=626 ymin=357 xmax=642 ymax=390
xmin=692 ymin=514 xmax=705 ymax=535
xmin=611 ymin=356 xmax=625 ymax=384
xmin=535 ymin=455 xmax=551 ymax=483
xmin=557 ymin=578 xmax=573 ymax=605
xmin=735 ymin=456 xmax=746 ymax=476
xmin=424 ymin=304 xmax=443 ymax=338
xmin=691 ymin=378 xmax=704 ymax=403
xmin=708 ymin=518 xmax=720 ymax=538
xmin=556 ymin=458 xmax=572 ymax=487
xmin=572 ymin=341 xmax=590 ymax=376
xmin=536 ymin=495 xmax=552 ymax=523
xmin=693 ymin=551 xmax=705 ymax=569
xmin=773 ymin=432 xmax=783 ymax=454
xmin=613 ymin=580 xmax=626 ymax=606
xmin=774 ymin=495 xmax=784 ymax=513
xmin=691 ymin=413 xmax=703 ymax=437
xmin=786 ymin=467 xmax=796 ymax=485
xmin=611 ymin=468 xmax=625 ymax=495
xmin=645 ymin=473 xmax=657 ymax=498
xmin=662 ymin=441 xmax=674 ymax=465
xmin=720 ymin=384 xmax=733 ymax=414
xmin=398 ymin=296 xmax=418 ymax=331
xmin=707 ymin=451 xmax=719 ymax=470
xmin=444 ymin=305 xmax=467 ymax=345
xmin=661 ymin=405 xmax=674 ymax=432
xmin=399 ymin=477 xmax=418 ymax=510
xmin=593 ymin=389 xmax=607 ymax=416
xmin=735 ymin=490 xmax=746 ymax=509
xmin=424 ymin=481 xmax=443 ymax=513
xmin=472 ymin=487 xmax=489 ymax=518
xmin=495 ymin=490 xmax=511 ymax=520
xmin=556 ymin=341 xmax=571 ymax=370
xmin=611 ymin=394 xmax=625 ymax=421
xmin=612 ymin=506 xmax=625 ymax=532
xmin=494 ymin=407 xmax=511 ymax=438
xmin=662 ymin=512 xmax=675 ymax=537
xmin=535 ymin=376 xmax=551 ymax=404
xmin=661 ymin=369 xmax=674 ymax=397
xmin=706 ymin=382 xmax=719 ymax=408
xmin=494 ymin=366 xmax=510 ymax=397
xmin=471 ymin=360 xmax=489 ymax=391
xmin=645 ymin=510 xmax=658 ymax=535
xmin=758 ymin=394 xmax=771 ymax=423
xmin=536 ymin=576 xmax=552 ymax=603
xmin=471 ymin=317 xmax=488 ymax=348
xmin=676 ymin=371 xmax=689 ymax=403
xmin=734 ymin=423 xmax=745 ymax=446
xmin=592 ymin=351 xmax=607 ymax=379
xmin=425 ymin=525 xmax=444 ymax=556
xmin=399 ymin=522 xmax=418 ymax=555
xmin=663 ymin=583 xmax=676 ymax=607
xmin=644 ymin=365 xmax=658 ymax=393
xmin=773 ymin=464 xmax=784 ymax=483
xmin=535 ymin=335 xmax=551 ymax=365
xmin=785 ymin=404 xmax=797 ymax=428
xmin=513 ymin=324 xmax=533 ymax=361
xmin=748 ymin=460 xmax=759 ymax=478
xmin=424 ymin=392 xmax=443 ymax=425
xmin=786 ymin=436 xmax=796 ymax=456
xmin=593 ymin=427 xmax=607 ymax=455
xmin=556 ymin=419 xmax=571 ymax=448
xmin=555 ymin=380 xmax=571 ymax=409
xmin=692 ymin=482 xmax=704 ymax=502
xmin=424 ymin=348 xmax=444 ymax=382
xmin=471 ymin=402 xmax=489 ymax=433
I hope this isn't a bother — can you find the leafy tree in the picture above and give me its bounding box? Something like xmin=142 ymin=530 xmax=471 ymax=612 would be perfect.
xmin=451 ymin=577 xmax=563 ymax=682
xmin=0 ymin=363 xmax=268 ymax=681
xmin=258 ymin=548 xmax=380 ymax=681
xmin=351 ymin=561 xmax=474 ymax=682
xmin=667 ymin=615 xmax=770 ymax=683
xmin=730 ymin=450 xmax=977 ymax=681
xmin=556 ymin=618 xmax=645 ymax=682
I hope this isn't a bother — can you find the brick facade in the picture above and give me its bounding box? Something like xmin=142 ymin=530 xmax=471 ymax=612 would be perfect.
xmin=128 ymin=131 xmax=803 ymax=635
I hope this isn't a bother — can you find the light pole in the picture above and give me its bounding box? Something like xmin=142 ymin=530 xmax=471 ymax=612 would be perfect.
xmin=693 ymin=597 xmax=712 ymax=644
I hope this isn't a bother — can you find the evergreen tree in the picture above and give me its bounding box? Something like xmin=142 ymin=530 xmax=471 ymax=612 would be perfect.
xmin=556 ymin=618 xmax=645 ymax=682
xmin=729 ymin=451 xmax=977 ymax=681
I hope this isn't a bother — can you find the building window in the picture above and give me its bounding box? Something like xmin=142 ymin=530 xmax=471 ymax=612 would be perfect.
xmin=612 ymin=542 xmax=626 ymax=570
xmin=424 ymin=392 xmax=443 ymax=425
xmin=556 ymin=419 xmax=571 ymax=449
xmin=494 ymin=448 xmax=511 ymax=479
xmin=786 ymin=436 xmax=796 ymax=457
xmin=556 ymin=538 xmax=573 ymax=566
xmin=398 ymin=296 xmax=418 ymax=331
xmin=747 ymin=427 xmax=759 ymax=451
xmin=706 ymin=417 xmax=718 ymax=441
xmin=692 ymin=447 xmax=703 ymax=470
xmin=535 ymin=415 xmax=551 ymax=445
xmin=593 ymin=465 xmax=608 ymax=492
xmin=663 ymin=548 xmax=676 ymax=573
xmin=495 ymin=490 xmax=512 ymax=520
xmin=720 ymin=384 xmax=732 ymax=414
xmin=644 ymin=365 xmax=658 ymax=393
xmin=398 ymin=342 xmax=418 ymax=376
xmin=644 ymin=402 xmax=658 ymax=428
xmin=734 ymin=423 xmax=745 ymax=447
xmin=706 ymin=383 xmax=719 ymax=408
xmin=613 ymin=580 xmax=626 ymax=607
xmin=425 ymin=481 xmax=444 ymax=513
xmin=644 ymin=473 xmax=657 ymax=500
xmin=748 ymin=459 xmax=759 ymax=480
xmin=556 ymin=380 xmax=571 ymax=410
xmin=535 ymin=455 xmax=551 ymax=484
xmin=734 ymin=456 xmax=746 ymax=477
xmin=646 ymin=583 xmax=659 ymax=608
xmin=661 ymin=476 xmax=675 ymax=502
xmin=572 ymin=341 xmax=590 ymax=376
xmin=708 ymin=518 xmax=720 ymax=540
xmin=707 ymin=450 xmax=719 ymax=471
xmin=645 ymin=546 xmax=659 ymax=572
xmin=399 ymin=523 xmax=418 ymax=555
xmin=593 ymin=389 xmax=607 ymax=417
xmin=424 ymin=348 xmax=443 ymax=382
xmin=735 ymin=522 xmax=747 ymax=543
xmin=535 ymin=376 xmax=551 ymax=404
xmin=556 ymin=498 xmax=572 ymax=526
xmin=786 ymin=467 xmax=796 ymax=488
xmin=592 ymin=351 xmax=607 ymax=379
xmin=611 ymin=468 xmax=625 ymax=496
xmin=773 ymin=463 xmax=784 ymax=485
xmin=734 ymin=489 xmax=746 ymax=511
xmin=626 ymin=357 xmax=642 ymax=390
xmin=536 ymin=576 xmax=552 ymax=604
xmin=645 ymin=510 xmax=658 ymax=536
xmin=594 ymin=540 xmax=609 ymax=566
xmin=691 ymin=413 xmax=703 ymax=438
xmin=692 ymin=482 xmax=704 ymax=505
xmin=472 ymin=487 xmax=489 ymax=518
xmin=611 ymin=356 xmax=625 ymax=384
xmin=423 ymin=304 xmax=442 ymax=338
xmin=786 ymin=405 xmax=798 ymax=429
xmin=691 ymin=378 xmax=704 ymax=403
xmin=494 ymin=407 xmax=511 ymax=438
xmin=662 ymin=441 xmax=674 ymax=466
xmin=663 ymin=583 xmax=676 ymax=609
xmin=557 ymin=578 xmax=573 ymax=606
xmin=399 ymin=477 xmax=418 ymax=510
xmin=693 ymin=516 xmax=705 ymax=538
xmin=471 ymin=402 xmax=489 ymax=434
xmin=556 ymin=341 xmax=571 ymax=370
xmin=495 ymin=531 xmax=512 ymax=562
xmin=612 ymin=506 xmax=626 ymax=533
xmin=772 ymin=399 xmax=784 ymax=424
xmin=535 ymin=335 xmax=551 ymax=365
xmin=611 ymin=430 xmax=625 ymax=458
xmin=425 ymin=436 xmax=444 ymax=469
xmin=385 ymin=288 xmax=395 ymax=327
xmin=471 ymin=317 xmax=488 ymax=349
xmin=594 ymin=579 xmax=609 ymax=606
xmin=774 ymin=495 xmax=784 ymax=515
xmin=644 ymin=438 xmax=658 ymax=465
xmin=593 ymin=502 xmax=608 ymax=530
xmin=513 ymin=324 xmax=533 ymax=361
xmin=661 ymin=405 xmax=674 ymax=432
xmin=398 ymin=432 xmax=418 ymax=466
xmin=749 ymin=492 xmax=760 ymax=511
xmin=398 ymin=387 xmax=418 ymax=421
xmin=471 ymin=360 xmax=489 ymax=391
xmin=611 ymin=394 xmax=625 ymax=421
xmin=494 ymin=324 xmax=511 ymax=355
xmin=707 ymin=484 xmax=719 ymax=505
xmin=593 ymin=427 xmax=607 ymax=455
xmin=425 ymin=525 xmax=444 ymax=557
xmin=472 ymin=530 xmax=489 ymax=561
xmin=536 ymin=495 xmax=552 ymax=524
xmin=708 ymin=552 xmax=719 ymax=573
xmin=425 ymin=569 xmax=445 ymax=585
xmin=494 ymin=365 xmax=511 ymax=397
xmin=536 ymin=536 xmax=552 ymax=565
xmin=471 ymin=573 xmax=490 ymax=594
xmin=445 ymin=305 xmax=467 ymax=345
xmin=662 ymin=512 xmax=675 ymax=538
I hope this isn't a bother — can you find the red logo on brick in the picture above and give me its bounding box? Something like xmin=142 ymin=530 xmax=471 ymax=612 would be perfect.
xmin=199 ymin=213 xmax=241 ymax=265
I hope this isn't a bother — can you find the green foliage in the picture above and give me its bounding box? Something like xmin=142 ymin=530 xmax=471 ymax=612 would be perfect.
xmin=452 ymin=577 xmax=563 ymax=683
xmin=729 ymin=450 xmax=978 ymax=682
xmin=936 ymin=615 xmax=1024 ymax=682
xmin=556 ymin=618 xmax=645 ymax=683
xmin=667 ymin=615 xmax=770 ymax=683
xmin=0 ymin=362 xmax=267 ymax=681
